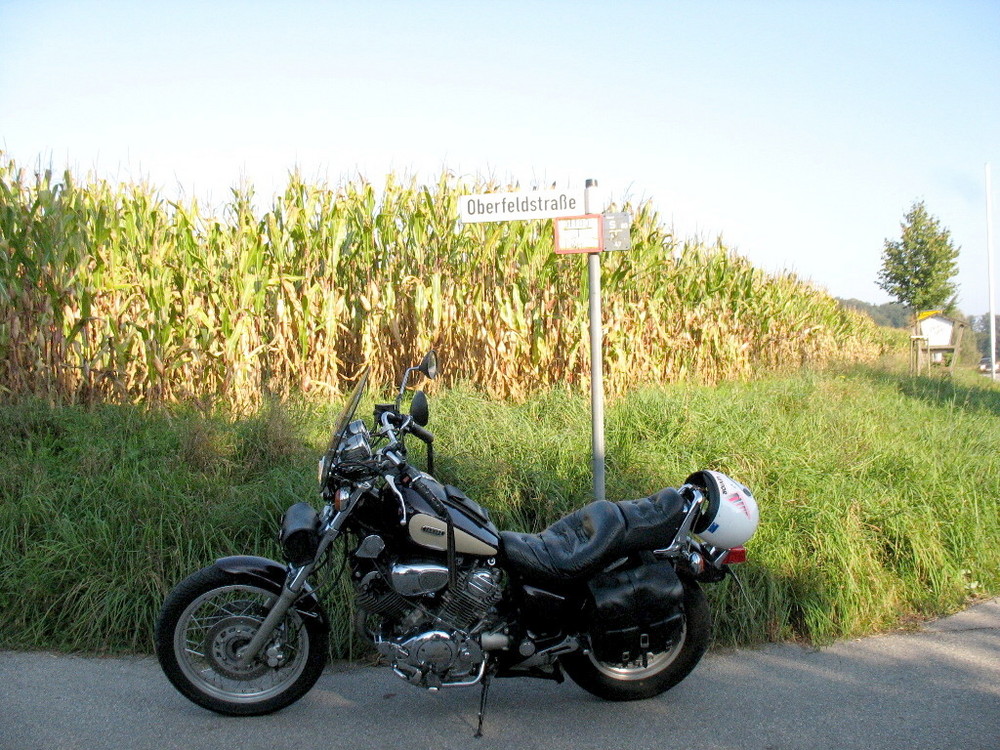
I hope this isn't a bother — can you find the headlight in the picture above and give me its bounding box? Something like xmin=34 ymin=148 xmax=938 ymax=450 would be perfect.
xmin=279 ymin=502 xmax=320 ymax=567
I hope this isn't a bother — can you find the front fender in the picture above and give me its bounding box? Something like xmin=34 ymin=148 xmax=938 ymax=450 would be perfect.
xmin=211 ymin=555 xmax=330 ymax=631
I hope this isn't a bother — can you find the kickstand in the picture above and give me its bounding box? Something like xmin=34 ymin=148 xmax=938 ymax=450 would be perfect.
xmin=474 ymin=670 xmax=493 ymax=739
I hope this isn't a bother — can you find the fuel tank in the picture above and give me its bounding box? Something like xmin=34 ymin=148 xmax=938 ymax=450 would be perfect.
xmin=400 ymin=476 xmax=500 ymax=557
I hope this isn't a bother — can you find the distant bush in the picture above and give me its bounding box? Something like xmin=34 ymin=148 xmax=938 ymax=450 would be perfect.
xmin=837 ymin=298 xmax=911 ymax=329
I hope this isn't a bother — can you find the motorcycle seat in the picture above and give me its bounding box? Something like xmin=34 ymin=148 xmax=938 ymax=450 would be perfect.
xmin=499 ymin=488 xmax=686 ymax=584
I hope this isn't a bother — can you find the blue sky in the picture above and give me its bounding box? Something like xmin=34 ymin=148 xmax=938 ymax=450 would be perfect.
xmin=2 ymin=1 xmax=999 ymax=313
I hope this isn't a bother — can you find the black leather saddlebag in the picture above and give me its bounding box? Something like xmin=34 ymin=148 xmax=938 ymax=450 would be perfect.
xmin=586 ymin=560 xmax=685 ymax=665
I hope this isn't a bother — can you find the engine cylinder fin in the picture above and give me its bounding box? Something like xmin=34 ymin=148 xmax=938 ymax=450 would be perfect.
xmin=354 ymin=571 xmax=410 ymax=620
xmin=438 ymin=568 xmax=502 ymax=630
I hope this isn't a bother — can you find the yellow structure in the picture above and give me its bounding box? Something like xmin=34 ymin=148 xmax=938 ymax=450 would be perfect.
xmin=910 ymin=310 xmax=966 ymax=375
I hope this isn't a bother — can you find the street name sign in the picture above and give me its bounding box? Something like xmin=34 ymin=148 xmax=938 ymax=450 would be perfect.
xmin=458 ymin=189 xmax=585 ymax=223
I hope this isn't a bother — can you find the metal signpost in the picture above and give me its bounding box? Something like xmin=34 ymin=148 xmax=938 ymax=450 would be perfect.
xmin=460 ymin=180 xmax=630 ymax=503
xmin=584 ymin=180 xmax=606 ymax=502
xmin=987 ymin=163 xmax=997 ymax=382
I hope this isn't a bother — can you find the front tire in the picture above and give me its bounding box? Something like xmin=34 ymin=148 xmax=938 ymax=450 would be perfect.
xmin=155 ymin=566 xmax=327 ymax=715
xmin=562 ymin=580 xmax=711 ymax=701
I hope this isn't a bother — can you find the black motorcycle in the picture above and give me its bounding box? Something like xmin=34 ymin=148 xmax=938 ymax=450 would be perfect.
xmin=155 ymin=351 xmax=759 ymax=732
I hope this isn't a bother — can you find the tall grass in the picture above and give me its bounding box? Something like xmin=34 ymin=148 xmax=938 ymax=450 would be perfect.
xmin=0 ymin=153 xmax=898 ymax=407
xmin=2 ymin=367 xmax=997 ymax=655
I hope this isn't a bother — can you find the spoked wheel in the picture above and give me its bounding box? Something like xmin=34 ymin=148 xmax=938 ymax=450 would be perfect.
xmin=155 ymin=566 xmax=327 ymax=715
xmin=562 ymin=580 xmax=711 ymax=701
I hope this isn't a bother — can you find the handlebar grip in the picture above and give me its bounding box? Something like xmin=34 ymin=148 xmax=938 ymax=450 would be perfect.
xmin=408 ymin=423 xmax=434 ymax=444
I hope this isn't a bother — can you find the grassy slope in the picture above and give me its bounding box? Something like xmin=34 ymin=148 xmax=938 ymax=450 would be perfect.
xmin=1 ymin=365 xmax=998 ymax=655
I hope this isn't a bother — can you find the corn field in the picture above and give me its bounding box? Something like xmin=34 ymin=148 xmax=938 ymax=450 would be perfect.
xmin=0 ymin=153 xmax=897 ymax=407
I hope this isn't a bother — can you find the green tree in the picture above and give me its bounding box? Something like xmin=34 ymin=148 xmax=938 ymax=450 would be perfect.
xmin=876 ymin=201 xmax=960 ymax=312
xmin=973 ymin=313 xmax=1000 ymax=357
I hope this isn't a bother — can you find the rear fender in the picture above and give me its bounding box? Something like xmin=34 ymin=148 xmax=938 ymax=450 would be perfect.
xmin=212 ymin=555 xmax=330 ymax=631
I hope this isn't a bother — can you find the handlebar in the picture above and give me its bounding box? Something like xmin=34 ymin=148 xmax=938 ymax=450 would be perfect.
xmin=408 ymin=422 xmax=434 ymax=444
xmin=379 ymin=410 xmax=434 ymax=446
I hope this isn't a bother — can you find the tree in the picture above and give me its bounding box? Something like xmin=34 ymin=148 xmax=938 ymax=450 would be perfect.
xmin=973 ymin=313 xmax=1000 ymax=357
xmin=876 ymin=201 xmax=960 ymax=312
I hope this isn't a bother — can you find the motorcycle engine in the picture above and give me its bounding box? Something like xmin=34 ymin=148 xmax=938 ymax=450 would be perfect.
xmin=352 ymin=554 xmax=503 ymax=689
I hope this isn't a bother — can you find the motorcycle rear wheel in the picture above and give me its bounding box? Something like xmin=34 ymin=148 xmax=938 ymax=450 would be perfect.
xmin=155 ymin=566 xmax=327 ymax=715
xmin=562 ymin=580 xmax=711 ymax=701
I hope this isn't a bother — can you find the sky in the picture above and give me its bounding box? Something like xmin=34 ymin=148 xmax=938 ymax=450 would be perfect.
xmin=2 ymin=0 xmax=999 ymax=314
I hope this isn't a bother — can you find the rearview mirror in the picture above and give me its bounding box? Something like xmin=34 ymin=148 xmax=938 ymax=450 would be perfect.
xmin=410 ymin=390 xmax=430 ymax=426
xmin=418 ymin=350 xmax=438 ymax=380
xmin=396 ymin=351 xmax=439 ymax=411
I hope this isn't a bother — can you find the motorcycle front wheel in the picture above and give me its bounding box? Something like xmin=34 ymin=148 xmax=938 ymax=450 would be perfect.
xmin=154 ymin=566 xmax=328 ymax=715
xmin=561 ymin=580 xmax=711 ymax=701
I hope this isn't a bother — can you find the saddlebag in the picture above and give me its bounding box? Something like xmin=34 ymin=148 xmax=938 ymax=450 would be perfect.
xmin=586 ymin=559 xmax=685 ymax=665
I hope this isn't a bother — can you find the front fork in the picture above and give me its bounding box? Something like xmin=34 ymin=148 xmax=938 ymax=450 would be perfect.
xmin=236 ymin=564 xmax=314 ymax=666
xmin=237 ymin=483 xmax=368 ymax=667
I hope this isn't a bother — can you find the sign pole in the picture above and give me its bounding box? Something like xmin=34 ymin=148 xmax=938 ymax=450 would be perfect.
xmin=585 ymin=178 xmax=606 ymax=502
xmin=988 ymin=163 xmax=997 ymax=381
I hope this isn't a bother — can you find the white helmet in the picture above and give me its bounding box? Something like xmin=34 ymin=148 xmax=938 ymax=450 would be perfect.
xmin=685 ymin=470 xmax=759 ymax=549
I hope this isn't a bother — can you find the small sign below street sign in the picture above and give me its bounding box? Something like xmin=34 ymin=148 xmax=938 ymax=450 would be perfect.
xmin=554 ymin=214 xmax=603 ymax=254
xmin=602 ymin=211 xmax=632 ymax=251
xmin=458 ymin=189 xmax=585 ymax=223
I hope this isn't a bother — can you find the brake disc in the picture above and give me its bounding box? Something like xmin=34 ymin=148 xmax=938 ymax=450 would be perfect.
xmin=204 ymin=616 xmax=271 ymax=680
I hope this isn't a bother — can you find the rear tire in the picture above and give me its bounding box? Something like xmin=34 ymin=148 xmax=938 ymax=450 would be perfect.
xmin=155 ymin=566 xmax=327 ymax=715
xmin=562 ymin=580 xmax=711 ymax=701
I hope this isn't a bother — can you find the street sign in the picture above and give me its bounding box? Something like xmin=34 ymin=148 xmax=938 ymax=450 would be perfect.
xmin=458 ymin=189 xmax=585 ymax=223
xmin=554 ymin=215 xmax=603 ymax=254
xmin=602 ymin=211 xmax=632 ymax=251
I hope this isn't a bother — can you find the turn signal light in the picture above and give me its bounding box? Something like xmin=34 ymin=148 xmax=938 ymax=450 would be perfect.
xmin=335 ymin=487 xmax=351 ymax=511
xmin=723 ymin=546 xmax=747 ymax=564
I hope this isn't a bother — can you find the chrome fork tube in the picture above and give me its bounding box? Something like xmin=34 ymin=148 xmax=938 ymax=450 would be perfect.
xmin=236 ymin=564 xmax=312 ymax=666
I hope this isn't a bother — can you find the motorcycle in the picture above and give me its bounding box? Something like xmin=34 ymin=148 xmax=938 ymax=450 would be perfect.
xmin=155 ymin=351 xmax=759 ymax=733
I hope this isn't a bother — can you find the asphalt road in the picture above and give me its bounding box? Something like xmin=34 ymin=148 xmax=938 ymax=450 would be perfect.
xmin=2 ymin=599 xmax=998 ymax=750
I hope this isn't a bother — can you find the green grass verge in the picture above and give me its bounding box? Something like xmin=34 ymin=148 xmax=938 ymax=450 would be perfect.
xmin=2 ymin=365 xmax=998 ymax=656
